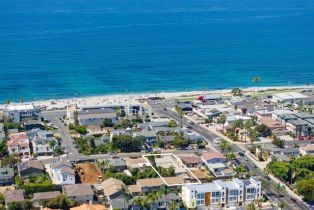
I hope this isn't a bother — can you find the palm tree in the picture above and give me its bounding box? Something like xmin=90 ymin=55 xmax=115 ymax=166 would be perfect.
xmin=115 ymin=108 xmax=121 ymax=119
xmin=121 ymin=186 xmax=130 ymax=210
xmin=48 ymin=140 xmax=57 ymax=150
xmin=4 ymin=99 xmax=10 ymax=104
xmin=226 ymin=151 xmax=236 ymax=162
xmin=279 ymin=202 xmax=286 ymax=210
xmin=169 ymin=200 xmax=179 ymax=210
xmin=176 ymin=108 xmax=184 ymax=127
xmin=246 ymin=203 xmax=256 ymax=210
xmin=219 ymin=140 xmax=231 ymax=152
xmin=262 ymin=179 xmax=270 ymax=192
xmin=147 ymin=192 xmax=158 ymax=205
xmin=160 ymin=185 xmax=174 ymax=207
xmin=252 ymin=76 xmax=261 ymax=92
xmin=19 ymin=97 xmax=24 ymax=104
xmin=235 ymin=165 xmax=247 ymax=178
xmin=133 ymin=194 xmax=147 ymax=210
xmin=276 ymin=184 xmax=284 ymax=199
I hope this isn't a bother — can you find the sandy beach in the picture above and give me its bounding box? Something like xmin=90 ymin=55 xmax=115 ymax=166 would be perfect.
xmin=1 ymin=85 xmax=313 ymax=110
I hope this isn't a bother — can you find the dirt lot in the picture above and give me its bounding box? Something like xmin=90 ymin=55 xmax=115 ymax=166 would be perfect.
xmin=0 ymin=186 xmax=14 ymax=194
xmin=75 ymin=162 xmax=102 ymax=184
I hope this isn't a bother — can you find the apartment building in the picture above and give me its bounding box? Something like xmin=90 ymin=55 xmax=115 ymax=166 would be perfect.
xmin=272 ymin=92 xmax=309 ymax=105
xmin=181 ymin=177 xmax=261 ymax=209
xmin=4 ymin=104 xmax=41 ymax=124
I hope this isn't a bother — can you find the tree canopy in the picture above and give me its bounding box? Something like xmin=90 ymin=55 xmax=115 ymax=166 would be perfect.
xmin=112 ymin=135 xmax=144 ymax=152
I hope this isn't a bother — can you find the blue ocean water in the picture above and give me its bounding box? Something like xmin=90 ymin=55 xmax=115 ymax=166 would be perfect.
xmin=0 ymin=0 xmax=314 ymax=102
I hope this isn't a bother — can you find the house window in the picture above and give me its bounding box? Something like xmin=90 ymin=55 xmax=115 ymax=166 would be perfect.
xmin=211 ymin=198 xmax=220 ymax=204
xmin=196 ymin=193 xmax=205 ymax=206
xmin=212 ymin=192 xmax=220 ymax=197
xmin=196 ymin=199 xmax=205 ymax=206
xmin=228 ymin=190 xmax=238 ymax=202
xmin=246 ymin=188 xmax=256 ymax=200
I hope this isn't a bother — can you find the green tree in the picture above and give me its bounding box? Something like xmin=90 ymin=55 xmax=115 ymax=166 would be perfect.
xmin=172 ymin=135 xmax=189 ymax=148
xmin=226 ymin=151 xmax=236 ymax=162
xmin=7 ymin=202 xmax=23 ymax=210
xmin=175 ymin=107 xmax=184 ymax=127
xmin=168 ymin=120 xmax=177 ymax=128
xmin=246 ymin=203 xmax=256 ymax=210
xmin=268 ymin=161 xmax=290 ymax=182
xmin=217 ymin=115 xmax=227 ymax=124
xmin=219 ymin=140 xmax=231 ymax=152
xmin=23 ymin=200 xmax=33 ymax=210
xmin=0 ymin=141 xmax=8 ymax=157
xmin=272 ymin=138 xmax=284 ymax=148
xmin=0 ymin=193 xmax=4 ymax=205
xmin=252 ymin=76 xmax=261 ymax=92
xmin=231 ymin=88 xmax=242 ymax=96
xmin=112 ymin=135 xmax=144 ymax=152
xmin=73 ymin=111 xmax=79 ymax=126
xmin=235 ymin=165 xmax=247 ymax=178
xmin=45 ymin=194 xmax=76 ymax=209
xmin=279 ymin=202 xmax=286 ymax=210
xmin=169 ymin=200 xmax=179 ymax=210
xmin=1 ymin=154 xmax=21 ymax=167
xmin=296 ymin=177 xmax=314 ymax=202
xmin=115 ymin=108 xmax=122 ymax=118
xmin=276 ymin=184 xmax=285 ymax=198
xmin=255 ymin=124 xmax=272 ymax=137
xmin=102 ymin=118 xmax=114 ymax=127
xmin=19 ymin=97 xmax=24 ymax=104
xmin=90 ymin=138 xmax=96 ymax=149
xmin=74 ymin=125 xmax=87 ymax=135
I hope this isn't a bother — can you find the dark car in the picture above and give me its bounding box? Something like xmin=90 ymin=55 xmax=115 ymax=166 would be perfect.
xmin=233 ymin=159 xmax=241 ymax=166
xmin=290 ymin=198 xmax=297 ymax=203
xmin=238 ymin=152 xmax=245 ymax=156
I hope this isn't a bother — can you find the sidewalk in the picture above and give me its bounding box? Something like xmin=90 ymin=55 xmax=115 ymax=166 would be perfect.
xmin=204 ymin=124 xmax=307 ymax=205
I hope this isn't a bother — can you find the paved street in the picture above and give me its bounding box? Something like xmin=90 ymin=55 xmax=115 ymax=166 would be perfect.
xmin=41 ymin=104 xmax=309 ymax=210
xmin=150 ymin=102 xmax=310 ymax=210
xmin=41 ymin=109 xmax=207 ymax=163
xmin=42 ymin=110 xmax=79 ymax=158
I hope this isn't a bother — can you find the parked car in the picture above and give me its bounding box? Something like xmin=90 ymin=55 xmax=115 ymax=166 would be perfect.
xmin=238 ymin=152 xmax=245 ymax=156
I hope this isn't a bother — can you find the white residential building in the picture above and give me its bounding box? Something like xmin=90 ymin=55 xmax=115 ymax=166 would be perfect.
xmin=4 ymin=104 xmax=41 ymax=123
xmin=224 ymin=115 xmax=252 ymax=127
xmin=7 ymin=132 xmax=30 ymax=156
xmin=31 ymin=130 xmax=56 ymax=155
xmin=73 ymin=101 xmax=148 ymax=117
xmin=272 ymin=92 xmax=309 ymax=105
xmin=183 ymin=131 xmax=204 ymax=143
xmin=300 ymin=144 xmax=314 ymax=156
xmin=201 ymin=152 xmax=233 ymax=178
xmin=51 ymin=162 xmax=75 ymax=185
xmin=181 ymin=177 xmax=262 ymax=209
xmin=77 ymin=108 xmax=118 ymax=126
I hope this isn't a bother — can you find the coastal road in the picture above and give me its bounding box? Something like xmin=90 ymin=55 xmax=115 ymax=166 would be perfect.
xmin=151 ymin=102 xmax=309 ymax=210
xmin=42 ymin=110 xmax=80 ymax=159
